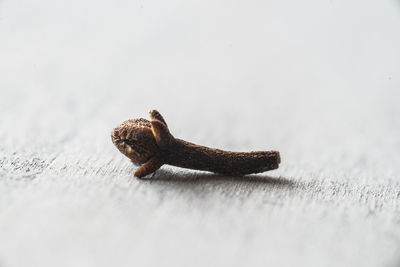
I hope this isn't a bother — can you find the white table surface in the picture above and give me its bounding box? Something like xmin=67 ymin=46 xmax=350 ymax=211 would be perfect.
xmin=1 ymin=0 xmax=400 ymax=266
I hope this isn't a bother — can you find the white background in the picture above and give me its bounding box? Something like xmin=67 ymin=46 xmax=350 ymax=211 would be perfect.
xmin=1 ymin=0 xmax=400 ymax=266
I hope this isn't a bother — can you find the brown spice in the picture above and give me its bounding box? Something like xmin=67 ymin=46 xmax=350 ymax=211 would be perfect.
xmin=111 ymin=110 xmax=281 ymax=178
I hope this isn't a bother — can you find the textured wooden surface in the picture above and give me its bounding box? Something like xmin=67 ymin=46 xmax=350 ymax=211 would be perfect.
xmin=1 ymin=0 xmax=400 ymax=266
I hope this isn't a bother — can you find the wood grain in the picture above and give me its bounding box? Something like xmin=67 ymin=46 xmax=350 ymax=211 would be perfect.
xmin=0 ymin=0 xmax=400 ymax=266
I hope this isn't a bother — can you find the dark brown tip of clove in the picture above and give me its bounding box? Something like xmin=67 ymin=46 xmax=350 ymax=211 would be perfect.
xmin=274 ymin=151 xmax=281 ymax=164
